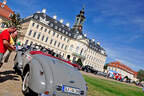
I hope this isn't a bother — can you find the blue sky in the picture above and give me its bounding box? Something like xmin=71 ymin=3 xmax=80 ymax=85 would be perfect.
xmin=6 ymin=0 xmax=144 ymax=71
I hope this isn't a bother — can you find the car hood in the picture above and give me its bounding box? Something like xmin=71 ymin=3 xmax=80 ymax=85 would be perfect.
xmin=34 ymin=55 xmax=87 ymax=95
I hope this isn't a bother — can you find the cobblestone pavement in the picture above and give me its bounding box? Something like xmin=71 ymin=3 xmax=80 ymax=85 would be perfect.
xmin=0 ymin=52 xmax=24 ymax=96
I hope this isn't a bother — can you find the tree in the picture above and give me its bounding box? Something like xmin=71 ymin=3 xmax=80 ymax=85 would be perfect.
xmin=3 ymin=12 xmax=21 ymax=29
xmin=76 ymin=58 xmax=83 ymax=67
xmin=103 ymin=63 xmax=108 ymax=72
xmin=2 ymin=12 xmax=22 ymax=40
xmin=137 ymin=69 xmax=144 ymax=82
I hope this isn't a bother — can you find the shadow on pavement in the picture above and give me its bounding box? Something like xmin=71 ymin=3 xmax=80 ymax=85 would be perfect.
xmin=0 ymin=70 xmax=19 ymax=83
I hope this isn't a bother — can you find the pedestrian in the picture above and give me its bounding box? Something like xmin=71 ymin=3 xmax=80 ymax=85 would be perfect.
xmin=0 ymin=27 xmax=17 ymax=68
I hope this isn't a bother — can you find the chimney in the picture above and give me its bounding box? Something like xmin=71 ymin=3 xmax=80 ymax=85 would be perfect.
xmin=66 ymin=22 xmax=70 ymax=27
xmin=42 ymin=9 xmax=46 ymax=13
xmin=97 ymin=42 xmax=100 ymax=45
xmin=92 ymin=39 xmax=95 ymax=42
xmin=60 ymin=19 xmax=64 ymax=23
xmin=53 ymin=15 xmax=57 ymax=19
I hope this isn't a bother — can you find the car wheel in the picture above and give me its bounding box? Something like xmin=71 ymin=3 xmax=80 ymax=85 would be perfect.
xmin=22 ymin=71 xmax=30 ymax=94
xmin=22 ymin=71 xmax=38 ymax=96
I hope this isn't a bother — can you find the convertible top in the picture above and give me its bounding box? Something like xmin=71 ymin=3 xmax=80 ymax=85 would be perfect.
xmin=30 ymin=51 xmax=80 ymax=69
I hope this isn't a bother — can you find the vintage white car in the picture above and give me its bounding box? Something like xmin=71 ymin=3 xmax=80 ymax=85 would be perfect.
xmin=14 ymin=45 xmax=87 ymax=96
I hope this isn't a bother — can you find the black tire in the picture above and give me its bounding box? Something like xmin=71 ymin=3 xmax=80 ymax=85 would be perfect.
xmin=22 ymin=71 xmax=30 ymax=95
xmin=22 ymin=71 xmax=38 ymax=96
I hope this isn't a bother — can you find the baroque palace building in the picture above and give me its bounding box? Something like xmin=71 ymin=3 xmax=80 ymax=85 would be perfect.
xmin=19 ymin=8 xmax=107 ymax=72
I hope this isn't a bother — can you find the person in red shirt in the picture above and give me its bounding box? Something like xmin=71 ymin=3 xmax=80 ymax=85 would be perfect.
xmin=0 ymin=27 xmax=17 ymax=67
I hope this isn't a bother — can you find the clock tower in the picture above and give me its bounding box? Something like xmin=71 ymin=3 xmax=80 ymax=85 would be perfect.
xmin=73 ymin=7 xmax=85 ymax=33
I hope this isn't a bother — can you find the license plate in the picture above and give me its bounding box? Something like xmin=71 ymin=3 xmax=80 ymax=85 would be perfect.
xmin=62 ymin=85 xmax=80 ymax=95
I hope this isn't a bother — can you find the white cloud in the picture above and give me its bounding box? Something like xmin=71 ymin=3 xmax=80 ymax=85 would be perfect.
xmin=105 ymin=45 xmax=144 ymax=71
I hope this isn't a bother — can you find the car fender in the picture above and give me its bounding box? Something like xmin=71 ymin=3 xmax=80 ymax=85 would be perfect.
xmin=26 ymin=58 xmax=46 ymax=93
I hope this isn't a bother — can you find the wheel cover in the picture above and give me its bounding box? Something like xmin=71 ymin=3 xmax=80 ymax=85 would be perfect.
xmin=22 ymin=72 xmax=29 ymax=92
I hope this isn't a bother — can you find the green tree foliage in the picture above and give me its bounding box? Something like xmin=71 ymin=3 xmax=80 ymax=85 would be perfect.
xmin=76 ymin=58 xmax=83 ymax=67
xmin=137 ymin=69 xmax=144 ymax=82
xmin=3 ymin=12 xmax=22 ymax=40
xmin=103 ymin=63 xmax=108 ymax=72
xmin=3 ymin=12 xmax=21 ymax=30
xmin=104 ymin=63 xmax=108 ymax=70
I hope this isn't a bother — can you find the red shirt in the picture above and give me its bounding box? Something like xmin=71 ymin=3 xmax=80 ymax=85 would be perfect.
xmin=0 ymin=29 xmax=10 ymax=53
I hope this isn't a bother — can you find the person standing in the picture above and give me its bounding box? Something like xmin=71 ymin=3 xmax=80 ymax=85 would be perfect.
xmin=0 ymin=27 xmax=17 ymax=68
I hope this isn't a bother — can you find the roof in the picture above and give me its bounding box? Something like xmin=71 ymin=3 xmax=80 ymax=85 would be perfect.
xmin=0 ymin=2 xmax=14 ymax=19
xmin=107 ymin=61 xmax=137 ymax=76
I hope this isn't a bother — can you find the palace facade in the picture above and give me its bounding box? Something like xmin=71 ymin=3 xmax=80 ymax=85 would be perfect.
xmin=19 ymin=8 xmax=107 ymax=72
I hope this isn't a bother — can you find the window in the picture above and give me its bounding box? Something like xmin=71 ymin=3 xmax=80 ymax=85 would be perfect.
xmin=53 ymin=32 xmax=55 ymax=36
xmin=41 ymin=27 xmax=43 ymax=30
xmin=30 ymin=41 xmax=33 ymax=45
xmin=48 ymin=30 xmax=51 ymax=34
xmin=50 ymin=23 xmax=53 ymax=27
xmin=25 ymin=40 xmax=29 ymax=45
xmin=62 ymin=24 xmax=64 ymax=27
xmin=68 ymin=28 xmax=71 ymax=31
xmin=67 ymin=39 xmax=69 ymax=42
xmin=76 ymin=46 xmax=79 ymax=52
xmin=57 ymin=34 xmax=59 ymax=38
xmin=42 ymin=35 xmax=44 ymax=41
xmin=34 ymin=15 xmax=38 ymax=19
xmin=45 ymin=37 xmax=48 ymax=42
xmin=64 ymin=37 xmax=66 ymax=41
xmin=70 ymin=45 xmax=73 ymax=50
xmin=58 ymin=42 xmax=60 ymax=47
xmin=54 ymin=21 xmax=58 ymax=23
xmin=36 ymin=25 xmax=39 ymax=29
xmin=68 ymin=33 xmax=71 ymax=36
xmin=59 ymin=28 xmax=61 ymax=31
xmin=60 ymin=36 xmax=63 ymax=40
xmin=62 ymin=30 xmax=65 ymax=33
xmin=54 ymin=41 xmax=57 ymax=46
xmin=33 ymin=32 xmax=36 ymax=38
xmin=32 ymin=23 xmax=35 ymax=27
xmin=9 ymin=12 xmax=12 ymax=17
xmin=80 ymin=48 xmax=83 ymax=55
xmin=28 ymin=30 xmax=32 ymax=36
xmin=37 ymin=34 xmax=40 ymax=39
xmin=50 ymin=39 xmax=53 ymax=44
xmin=55 ymin=26 xmax=58 ymax=29
xmin=45 ymin=29 xmax=47 ymax=32
xmin=61 ymin=44 xmax=64 ymax=49
xmin=65 ymin=45 xmax=67 ymax=50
